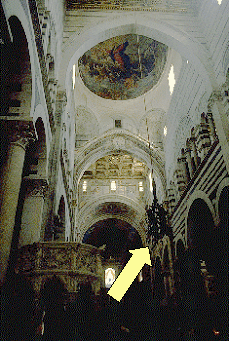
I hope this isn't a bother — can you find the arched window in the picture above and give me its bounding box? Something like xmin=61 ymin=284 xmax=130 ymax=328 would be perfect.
xmin=105 ymin=268 xmax=115 ymax=288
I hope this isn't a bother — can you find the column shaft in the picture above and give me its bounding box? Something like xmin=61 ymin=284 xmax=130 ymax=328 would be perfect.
xmin=0 ymin=141 xmax=26 ymax=284
xmin=0 ymin=121 xmax=34 ymax=285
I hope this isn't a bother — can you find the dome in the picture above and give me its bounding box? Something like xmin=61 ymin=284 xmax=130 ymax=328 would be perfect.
xmin=78 ymin=34 xmax=168 ymax=100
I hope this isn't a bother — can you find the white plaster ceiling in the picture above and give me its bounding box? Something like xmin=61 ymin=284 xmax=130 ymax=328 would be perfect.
xmin=73 ymin=48 xmax=182 ymax=142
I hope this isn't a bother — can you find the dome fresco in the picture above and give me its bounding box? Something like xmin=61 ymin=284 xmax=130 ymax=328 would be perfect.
xmin=78 ymin=34 xmax=168 ymax=100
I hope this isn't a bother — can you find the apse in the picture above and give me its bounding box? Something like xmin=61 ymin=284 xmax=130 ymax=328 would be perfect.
xmin=83 ymin=218 xmax=142 ymax=262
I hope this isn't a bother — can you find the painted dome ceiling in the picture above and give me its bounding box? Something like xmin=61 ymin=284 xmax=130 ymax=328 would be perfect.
xmin=78 ymin=34 xmax=168 ymax=100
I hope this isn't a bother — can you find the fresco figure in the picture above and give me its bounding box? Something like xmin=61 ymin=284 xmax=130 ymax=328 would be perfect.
xmin=109 ymin=41 xmax=131 ymax=77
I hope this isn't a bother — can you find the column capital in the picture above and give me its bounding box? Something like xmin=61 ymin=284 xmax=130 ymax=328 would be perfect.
xmin=208 ymin=90 xmax=224 ymax=110
xmin=9 ymin=121 xmax=36 ymax=149
xmin=23 ymin=178 xmax=48 ymax=198
xmin=55 ymin=91 xmax=67 ymax=114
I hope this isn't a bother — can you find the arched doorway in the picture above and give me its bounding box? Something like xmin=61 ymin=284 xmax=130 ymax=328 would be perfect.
xmin=185 ymin=198 xmax=219 ymax=336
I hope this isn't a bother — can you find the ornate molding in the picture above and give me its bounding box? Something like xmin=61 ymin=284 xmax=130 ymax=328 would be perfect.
xmin=9 ymin=121 xmax=35 ymax=149
xmin=112 ymin=136 xmax=125 ymax=149
xmin=208 ymin=90 xmax=224 ymax=110
xmin=15 ymin=242 xmax=103 ymax=293
xmin=56 ymin=91 xmax=67 ymax=114
xmin=23 ymin=178 xmax=48 ymax=198
xmin=66 ymin=0 xmax=188 ymax=13
xmin=74 ymin=130 xmax=166 ymax=189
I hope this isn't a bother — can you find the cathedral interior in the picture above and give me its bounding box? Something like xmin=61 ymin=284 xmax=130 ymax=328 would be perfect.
xmin=0 ymin=0 xmax=228 ymax=340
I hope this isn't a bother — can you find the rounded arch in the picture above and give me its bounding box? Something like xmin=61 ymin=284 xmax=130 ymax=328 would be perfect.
xmin=2 ymin=0 xmax=37 ymax=116
xmin=73 ymin=130 xmax=166 ymax=191
xmin=7 ymin=15 xmax=32 ymax=118
xmin=218 ymin=185 xmax=229 ymax=226
xmin=185 ymin=190 xmax=217 ymax=245
xmin=61 ymin=16 xmax=214 ymax=95
xmin=105 ymin=267 xmax=115 ymax=288
xmin=215 ymin=177 xmax=229 ymax=222
xmin=34 ymin=117 xmax=48 ymax=178
xmin=83 ymin=217 xmax=143 ymax=262
xmin=76 ymin=195 xmax=146 ymax=245
xmin=175 ymin=237 xmax=186 ymax=258
xmin=186 ymin=198 xmax=215 ymax=264
xmin=33 ymin=104 xmax=52 ymax=156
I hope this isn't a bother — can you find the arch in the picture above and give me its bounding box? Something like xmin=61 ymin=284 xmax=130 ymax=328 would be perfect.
xmin=175 ymin=238 xmax=186 ymax=259
xmin=185 ymin=190 xmax=217 ymax=245
xmin=215 ymin=177 xmax=229 ymax=222
xmin=218 ymin=185 xmax=229 ymax=226
xmin=22 ymin=118 xmax=47 ymax=179
xmin=186 ymin=198 xmax=216 ymax=272
xmin=61 ymin=16 xmax=215 ymax=95
xmin=34 ymin=117 xmax=47 ymax=177
xmin=7 ymin=16 xmax=32 ymax=118
xmin=2 ymin=0 xmax=37 ymax=116
xmin=73 ymin=130 xmax=166 ymax=192
xmin=83 ymin=217 xmax=143 ymax=263
xmin=33 ymin=104 xmax=52 ymax=157
xmin=105 ymin=268 xmax=115 ymax=288
xmin=76 ymin=194 xmax=146 ymax=243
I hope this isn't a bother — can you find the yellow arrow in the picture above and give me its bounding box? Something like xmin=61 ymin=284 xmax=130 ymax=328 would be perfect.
xmin=108 ymin=247 xmax=151 ymax=302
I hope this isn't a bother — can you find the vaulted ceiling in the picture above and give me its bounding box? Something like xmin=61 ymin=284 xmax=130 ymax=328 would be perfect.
xmin=59 ymin=0 xmax=225 ymax=243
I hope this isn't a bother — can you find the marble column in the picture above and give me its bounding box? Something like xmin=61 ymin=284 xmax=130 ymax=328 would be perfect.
xmin=19 ymin=178 xmax=47 ymax=248
xmin=0 ymin=121 xmax=35 ymax=285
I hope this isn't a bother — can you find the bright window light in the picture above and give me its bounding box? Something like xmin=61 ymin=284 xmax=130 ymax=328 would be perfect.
xmin=138 ymin=270 xmax=143 ymax=282
xmin=111 ymin=180 xmax=116 ymax=191
xmin=164 ymin=126 xmax=167 ymax=136
xmin=139 ymin=181 xmax=144 ymax=192
xmin=149 ymin=173 xmax=153 ymax=192
xmin=168 ymin=65 xmax=176 ymax=95
xmin=105 ymin=268 xmax=115 ymax=288
xmin=72 ymin=64 xmax=75 ymax=89
xmin=83 ymin=180 xmax=87 ymax=192
xmin=217 ymin=0 xmax=222 ymax=5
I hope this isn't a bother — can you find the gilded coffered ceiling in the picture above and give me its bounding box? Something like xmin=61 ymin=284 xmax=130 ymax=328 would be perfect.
xmin=66 ymin=0 xmax=193 ymax=13
xmin=83 ymin=154 xmax=148 ymax=179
